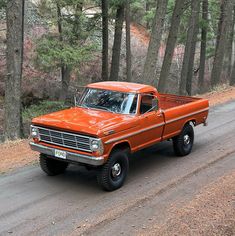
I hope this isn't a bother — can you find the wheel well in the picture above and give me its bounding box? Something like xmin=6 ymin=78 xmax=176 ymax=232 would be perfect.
xmin=185 ymin=120 xmax=196 ymax=127
xmin=110 ymin=142 xmax=131 ymax=155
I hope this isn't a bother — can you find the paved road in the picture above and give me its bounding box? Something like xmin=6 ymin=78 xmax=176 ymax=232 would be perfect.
xmin=0 ymin=101 xmax=235 ymax=236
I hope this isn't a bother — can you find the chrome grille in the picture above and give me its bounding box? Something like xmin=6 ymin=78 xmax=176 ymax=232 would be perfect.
xmin=36 ymin=126 xmax=92 ymax=153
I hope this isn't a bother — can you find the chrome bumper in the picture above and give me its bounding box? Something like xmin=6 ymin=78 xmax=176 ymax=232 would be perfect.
xmin=30 ymin=142 xmax=105 ymax=166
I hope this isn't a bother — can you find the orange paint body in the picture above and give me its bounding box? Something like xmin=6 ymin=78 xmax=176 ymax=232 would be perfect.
xmin=31 ymin=82 xmax=209 ymax=164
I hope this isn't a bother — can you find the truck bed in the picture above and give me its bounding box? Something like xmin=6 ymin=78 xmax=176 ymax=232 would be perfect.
xmin=159 ymin=93 xmax=209 ymax=141
xmin=159 ymin=93 xmax=201 ymax=110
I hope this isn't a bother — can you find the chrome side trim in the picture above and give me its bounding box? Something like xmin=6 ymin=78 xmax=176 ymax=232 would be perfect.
xmin=165 ymin=108 xmax=209 ymax=125
xmin=30 ymin=142 xmax=104 ymax=166
xmin=105 ymin=108 xmax=209 ymax=145
xmin=105 ymin=122 xmax=165 ymax=144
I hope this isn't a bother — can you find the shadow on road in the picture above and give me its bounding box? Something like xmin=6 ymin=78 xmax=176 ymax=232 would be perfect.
xmin=46 ymin=141 xmax=183 ymax=192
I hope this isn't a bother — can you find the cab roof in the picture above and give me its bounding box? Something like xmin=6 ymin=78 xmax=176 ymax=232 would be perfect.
xmin=87 ymin=81 xmax=157 ymax=94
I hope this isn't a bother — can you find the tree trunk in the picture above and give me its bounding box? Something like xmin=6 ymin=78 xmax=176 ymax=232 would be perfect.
xmin=110 ymin=4 xmax=125 ymax=81
xmin=198 ymin=0 xmax=208 ymax=93
xmin=146 ymin=1 xmax=151 ymax=29
xmin=224 ymin=5 xmax=235 ymax=79
xmin=211 ymin=0 xmax=233 ymax=88
xmin=57 ymin=3 xmax=72 ymax=101
xmin=158 ymin=0 xmax=187 ymax=93
xmin=57 ymin=4 xmax=63 ymax=41
xmin=142 ymin=0 xmax=168 ymax=85
xmin=4 ymin=0 xmax=24 ymax=140
xmin=230 ymin=58 xmax=235 ymax=85
xmin=125 ymin=0 xmax=132 ymax=82
xmin=73 ymin=2 xmax=83 ymax=40
xmin=101 ymin=0 xmax=109 ymax=81
xmin=186 ymin=18 xmax=199 ymax=96
xmin=230 ymin=6 xmax=235 ymax=86
xmin=179 ymin=0 xmax=200 ymax=95
xmin=59 ymin=66 xmax=72 ymax=101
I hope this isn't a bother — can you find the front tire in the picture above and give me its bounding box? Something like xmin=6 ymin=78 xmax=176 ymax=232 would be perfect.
xmin=97 ymin=150 xmax=129 ymax=191
xmin=173 ymin=124 xmax=194 ymax=157
xmin=40 ymin=154 xmax=69 ymax=176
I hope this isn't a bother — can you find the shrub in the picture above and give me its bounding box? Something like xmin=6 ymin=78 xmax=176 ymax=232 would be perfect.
xmin=23 ymin=100 xmax=70 ymax=123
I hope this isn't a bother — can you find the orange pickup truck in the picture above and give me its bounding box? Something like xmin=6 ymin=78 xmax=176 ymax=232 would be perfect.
xmin=30 ymin=82 xmax=209 ymax=191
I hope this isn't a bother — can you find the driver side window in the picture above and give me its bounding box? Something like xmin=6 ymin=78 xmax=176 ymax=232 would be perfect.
xmin=140 ymin=94 xmax=155 ymax=114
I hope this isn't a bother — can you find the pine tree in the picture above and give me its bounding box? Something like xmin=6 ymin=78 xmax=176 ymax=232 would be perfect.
xmin=142 ymin=0 xmax=168 ymax=85
xmin=110 ymin=3 xmax=125 ymax=81
xmin=158 ymin=0 xmax=187 ymax=92
xmin=4 ymin=0 xmax=25 ymax=140
xmin=179 ymin=0 xmax=200 ymax=95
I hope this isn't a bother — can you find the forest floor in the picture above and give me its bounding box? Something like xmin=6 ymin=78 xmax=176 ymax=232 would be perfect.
xmin=0 ymin=85 xmax=235 ymax=174
xmin=140 ymin=172 xmax=235 ymax=236
xmin=0 ymin=139 xmax=37 ymax=174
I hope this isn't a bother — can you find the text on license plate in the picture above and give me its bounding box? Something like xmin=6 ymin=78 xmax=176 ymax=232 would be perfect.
xmin=55 ymin=149 xmax=67 ymax=159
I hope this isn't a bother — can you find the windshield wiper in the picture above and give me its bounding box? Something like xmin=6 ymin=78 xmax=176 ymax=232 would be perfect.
xmin=100 ymin=107 xmax=114 ymax=113
xmin=80 ymin=104 xmax=90 ymax=109
xmin=84 ymin=104 xmax=114 ymax=113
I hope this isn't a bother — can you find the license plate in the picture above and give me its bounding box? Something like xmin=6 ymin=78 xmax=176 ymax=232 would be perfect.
xmin=55 ymin=149 xmax=67 ymax=159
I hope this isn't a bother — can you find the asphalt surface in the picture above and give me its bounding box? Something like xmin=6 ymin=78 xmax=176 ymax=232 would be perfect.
xmin=0 ymin=101 xmax=235 ymax=236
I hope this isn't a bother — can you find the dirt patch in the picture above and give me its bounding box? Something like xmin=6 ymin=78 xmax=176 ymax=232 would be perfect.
xmin=140 ymin=172 xmax=235 ymax=236
xmin=0 ymin=139 xmax=38 ymax=173
xmin=131 ymin=23 xmax=150 ymax=46
xmin=199 ymin=85 xmax=235 ymax=106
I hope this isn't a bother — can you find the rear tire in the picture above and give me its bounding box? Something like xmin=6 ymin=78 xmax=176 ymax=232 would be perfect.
xmin=97 ymin=150 xmax=129 ymax=191
xmin=173 ymin=124 xmax=194 ymax=157
xmin=39 ymin=154 xmax=69 ymax=176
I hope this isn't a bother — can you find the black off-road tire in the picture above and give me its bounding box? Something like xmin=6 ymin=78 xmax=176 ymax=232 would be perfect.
xmin=97 ymin=150 xmax=129 ymax=191
xmin=173 ymin=124 xmax=194 ymax=157
xmin=39 ymin=154 xmax=69 ymax=176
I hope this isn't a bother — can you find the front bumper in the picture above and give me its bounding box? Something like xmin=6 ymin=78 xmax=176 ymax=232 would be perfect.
xmin=30 ymin=142 xmax=105 ymax=166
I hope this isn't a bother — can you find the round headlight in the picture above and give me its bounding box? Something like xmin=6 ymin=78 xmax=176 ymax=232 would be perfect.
xmin=31 ymin=127 xmax=39 ymax=138
xmin=91 ymin=140 xmax=99 ymax=151
xmin=90 ymin=139 xmax=104 ymax=155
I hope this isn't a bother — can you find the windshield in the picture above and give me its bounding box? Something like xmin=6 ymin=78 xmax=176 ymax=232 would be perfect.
xmin=78 ymin=88 xmax=138 ymax=115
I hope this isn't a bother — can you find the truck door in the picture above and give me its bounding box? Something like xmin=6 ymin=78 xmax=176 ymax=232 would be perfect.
xmin=137 ymin=94 xmax=165 ymax=149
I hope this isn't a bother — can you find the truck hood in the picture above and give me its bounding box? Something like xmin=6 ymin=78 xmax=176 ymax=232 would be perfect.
xmin=32 ymin=107 xmax=136 ymax=137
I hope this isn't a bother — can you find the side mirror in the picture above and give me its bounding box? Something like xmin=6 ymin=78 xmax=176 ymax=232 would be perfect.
xmin=152 ymin=98 xmax=159 ymax=111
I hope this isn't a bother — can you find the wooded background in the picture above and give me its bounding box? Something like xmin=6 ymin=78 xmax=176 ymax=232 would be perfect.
xmin=0 ymin=0 xmax=235 ymax=141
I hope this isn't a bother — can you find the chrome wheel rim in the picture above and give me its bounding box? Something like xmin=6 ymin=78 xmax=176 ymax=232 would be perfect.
xmin=111 ymin=163 xmax=122 ymax=178
xmin=184 ymin=134 xmax=190 ymax=145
